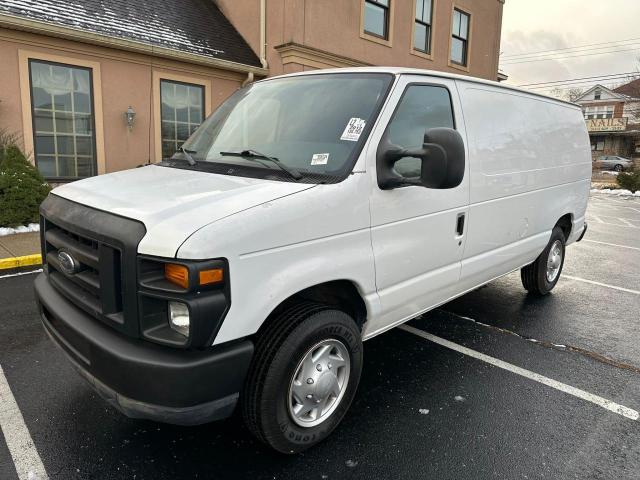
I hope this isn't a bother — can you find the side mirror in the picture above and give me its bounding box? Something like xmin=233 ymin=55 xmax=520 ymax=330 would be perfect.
xmin=377 ymin=127 xmax=466 ymax=190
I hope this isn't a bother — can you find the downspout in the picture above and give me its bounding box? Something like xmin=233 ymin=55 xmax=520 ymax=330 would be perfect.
xmin=242 ymin=71 xmax=254 ymax=87
xmin=244 ymin=0 xmax=267 ymax=87
xmin=260 ymin=0 xmax=268 ymax=69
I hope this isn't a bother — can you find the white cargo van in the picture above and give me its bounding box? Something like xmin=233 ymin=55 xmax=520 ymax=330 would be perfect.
xmin=35 ymin=68 xmax=590 ymax=453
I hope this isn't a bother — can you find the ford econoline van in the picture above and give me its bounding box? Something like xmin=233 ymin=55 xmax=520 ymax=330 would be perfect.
xmin=35 ymin=68 xmax=591 ymax=453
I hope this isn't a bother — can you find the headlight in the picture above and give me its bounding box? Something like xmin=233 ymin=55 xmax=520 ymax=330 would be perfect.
xmin=168 ymin=301 xmax=190 ymax=337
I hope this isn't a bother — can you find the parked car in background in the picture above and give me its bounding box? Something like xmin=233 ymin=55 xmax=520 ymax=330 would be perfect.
xmin=595 ymin=155 xmax=633 ymax=172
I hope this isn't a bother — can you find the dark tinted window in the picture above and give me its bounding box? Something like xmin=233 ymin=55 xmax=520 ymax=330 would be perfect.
xmin=364 ymin=0 xmax=390 ymax=38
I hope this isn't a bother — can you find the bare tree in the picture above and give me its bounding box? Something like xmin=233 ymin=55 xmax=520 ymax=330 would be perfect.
xmin=548 ymin=87 xmax=583 ymax=103
xmin=567 ymin=87 xmax=584 ymax=103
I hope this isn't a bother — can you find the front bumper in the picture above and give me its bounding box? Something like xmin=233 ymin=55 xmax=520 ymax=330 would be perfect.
xmin=35 ymin=273 xmax=254 ymax=426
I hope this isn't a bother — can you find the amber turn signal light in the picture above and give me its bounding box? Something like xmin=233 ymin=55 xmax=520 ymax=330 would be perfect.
xmin=164 ymin=263 xmax=189 ymax=289
xmin=199 ymin=268 xmax=224 ymax=286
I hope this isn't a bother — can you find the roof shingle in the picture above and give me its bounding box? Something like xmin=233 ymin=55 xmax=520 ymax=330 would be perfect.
xmin=0 ymin=0 xmax=262 ymax=67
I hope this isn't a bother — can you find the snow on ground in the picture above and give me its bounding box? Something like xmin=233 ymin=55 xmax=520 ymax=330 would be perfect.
xmin=590 ymin=188 xmax=640 ymax=197
xmin=0 ymin=223 xmax=40 ymax=237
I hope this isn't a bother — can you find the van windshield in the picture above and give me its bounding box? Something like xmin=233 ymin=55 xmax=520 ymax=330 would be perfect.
xmin=161 ymin=73 xmax=394 ymax=183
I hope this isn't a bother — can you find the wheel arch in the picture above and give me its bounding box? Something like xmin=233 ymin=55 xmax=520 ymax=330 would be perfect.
xmin=555 ymin=213 xmax=573 ymax=241
xmin=254 ymin=280 xmax=369 ymax=340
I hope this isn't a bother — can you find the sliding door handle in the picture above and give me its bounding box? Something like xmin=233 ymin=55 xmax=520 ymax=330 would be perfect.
xmin=456 ymin=213 xmax=465 ymax=237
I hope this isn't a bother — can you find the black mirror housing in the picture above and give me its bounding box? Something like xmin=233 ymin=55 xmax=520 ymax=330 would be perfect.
xmin=377 ymin=127 xmax=466 ymax=190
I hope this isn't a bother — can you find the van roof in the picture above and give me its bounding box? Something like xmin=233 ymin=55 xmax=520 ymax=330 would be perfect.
xmin=270 ymin=66 xmax=580 ymax=109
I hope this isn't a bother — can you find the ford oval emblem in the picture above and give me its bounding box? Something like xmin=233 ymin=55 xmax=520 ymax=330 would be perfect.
xmin=57 ymin=251 xmax=79 ymax=275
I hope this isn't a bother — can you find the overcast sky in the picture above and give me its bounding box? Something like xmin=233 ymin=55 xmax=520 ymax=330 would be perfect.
xmin=500 ymin=0 xmax=640 ymax=94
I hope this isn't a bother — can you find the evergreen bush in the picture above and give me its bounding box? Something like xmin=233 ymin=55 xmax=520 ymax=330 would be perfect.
xmin=0 ymin=143 xmax=51 ymax=227
xmin=616 ymin=166 xmax=640 ymax=193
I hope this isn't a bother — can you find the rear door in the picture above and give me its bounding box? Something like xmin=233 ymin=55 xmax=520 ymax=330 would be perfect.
xmin=365 ymin=75 xmax=470 ymax=337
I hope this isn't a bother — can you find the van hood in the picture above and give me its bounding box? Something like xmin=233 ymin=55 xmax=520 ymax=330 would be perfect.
xmin=52 ymin=165 xmax=315 ymax=257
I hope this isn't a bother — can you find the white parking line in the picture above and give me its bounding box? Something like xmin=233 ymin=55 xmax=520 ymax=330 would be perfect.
xmin=618 ymin=218 xmax=637 ymax=227
xmin=583 ymin=239 xmax=640 ymax=252
xmin=0 ymin=365 xmax=48 ymax=480
xmin=562 ymin=275 xmax=640 ymax=295
xmin=0 ymin=269 xmax=42 ymax=280
xmin=588 ymin=219 xmax=639 ymax=229
xmin=399 ymin=325 xmax=640 ymax=421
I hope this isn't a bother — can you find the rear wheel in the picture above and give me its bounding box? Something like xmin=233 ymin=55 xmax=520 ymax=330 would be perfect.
xmin=521 ymin=226 xmax=566 ymax=295
xmin=241 ymin=303 xmax=363 ymax=453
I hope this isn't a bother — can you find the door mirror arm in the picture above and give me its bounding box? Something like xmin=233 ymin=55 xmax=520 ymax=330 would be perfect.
xmin=378 ymin=143 xmax=447 ymax=189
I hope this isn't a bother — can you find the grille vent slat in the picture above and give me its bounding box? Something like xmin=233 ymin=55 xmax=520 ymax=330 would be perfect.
xmin=43 ymin=221 xmax=124 ymax=331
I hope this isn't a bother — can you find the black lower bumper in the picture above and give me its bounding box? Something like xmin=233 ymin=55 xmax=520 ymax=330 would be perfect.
xmin=34 ymin=273 xmax=254 ymax=426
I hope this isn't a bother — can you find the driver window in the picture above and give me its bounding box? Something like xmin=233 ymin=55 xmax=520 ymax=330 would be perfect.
xmin=387 ymin=85 xmax=455 ymax=177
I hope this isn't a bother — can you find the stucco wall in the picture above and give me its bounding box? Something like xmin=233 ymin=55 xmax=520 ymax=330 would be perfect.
xmin=0 ymin=28 xmax=245 ymax=176
xmin=216 ymin=0 xmax=503 ymax=80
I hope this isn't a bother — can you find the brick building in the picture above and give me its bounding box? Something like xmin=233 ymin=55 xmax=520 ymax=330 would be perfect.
xmin=574 ymin=82 xmax=640 ymax=162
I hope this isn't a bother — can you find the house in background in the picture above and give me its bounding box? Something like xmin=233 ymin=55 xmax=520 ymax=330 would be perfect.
xmin=574 ymin=83 xmax=640 ymax=162
xmin=0 ymin=0 xmax=505 ymax=183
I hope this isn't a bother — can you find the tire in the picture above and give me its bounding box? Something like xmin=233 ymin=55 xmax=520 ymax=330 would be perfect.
xmin=521 ymin=226 xmax=566 ymax=295
xmin=614 ymin=164 xmax=623 ymax=172
xmin=241 ymin=302 xmax=363 ymax=454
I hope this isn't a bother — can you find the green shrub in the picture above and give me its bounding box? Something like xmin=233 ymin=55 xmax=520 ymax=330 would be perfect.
xmin=616 ymin=166 xmax=640 ymax=193
xmin=0 ymin=145 xmax=51 ymax=228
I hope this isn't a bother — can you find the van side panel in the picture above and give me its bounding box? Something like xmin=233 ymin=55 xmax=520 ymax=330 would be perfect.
xmin=456 ymin=82 xmax=591 ymax=289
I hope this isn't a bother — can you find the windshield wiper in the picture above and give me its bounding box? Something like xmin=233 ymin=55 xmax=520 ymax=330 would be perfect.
xmin=219 ymin=149 xmax=303 ymax=180
xmin=174 ymin=146 xmax=198 ymax=166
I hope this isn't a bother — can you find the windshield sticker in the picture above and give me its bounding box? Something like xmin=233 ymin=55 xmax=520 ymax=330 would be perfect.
xmin=311 ymin=153 xmax=330 ymax=165
xmin=340 ymin=118 xmax=366 ymax=142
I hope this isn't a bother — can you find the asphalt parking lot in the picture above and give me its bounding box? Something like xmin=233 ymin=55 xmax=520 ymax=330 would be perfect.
xmin=1 ymin=193 xmax=639 ymax=480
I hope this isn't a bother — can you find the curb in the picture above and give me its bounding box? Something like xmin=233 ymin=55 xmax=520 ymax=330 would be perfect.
xmin=0 ymin=254 xmax=42 ymax=271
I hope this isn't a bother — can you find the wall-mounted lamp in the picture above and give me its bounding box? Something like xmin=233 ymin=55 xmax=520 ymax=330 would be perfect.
xmin=124 ymin=106 xmax=136 ymax=130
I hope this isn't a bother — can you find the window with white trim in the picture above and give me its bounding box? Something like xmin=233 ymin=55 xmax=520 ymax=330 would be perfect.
xmin=29 ymin=60 xmax=97 ymax=179
xmin=584 ymin=105 xmax=614 ymax=119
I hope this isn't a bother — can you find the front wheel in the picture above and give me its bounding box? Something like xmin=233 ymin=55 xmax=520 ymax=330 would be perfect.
xmin=521 ymin=226 xmax=566 ymax=295
xmin=241 ymin=303 xmax=363 ymax=453
xmin=614 ymin=164 xmax=624 ymax=172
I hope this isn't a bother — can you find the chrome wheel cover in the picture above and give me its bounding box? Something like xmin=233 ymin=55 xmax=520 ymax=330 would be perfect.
xmin=546 ymin=239 xmax=563 ymax=283
xmin=287 ymin=339 xmax=350 ymax=428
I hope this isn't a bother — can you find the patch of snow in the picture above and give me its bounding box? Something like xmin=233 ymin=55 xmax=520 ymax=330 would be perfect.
xmin=418 ymin=408 xmax=430 ymax=415
xmin=590 ymin=188 xmax=640 ymax=197
xmin=0 ymin=223 xmax=40 ymax=236
xmin=0 ymin=1 xmax=228 ymax=59
xmin=345 ymin=460 xmax=358 ymax=468
xmin=454 ymin=395 xmax=466 ymax=402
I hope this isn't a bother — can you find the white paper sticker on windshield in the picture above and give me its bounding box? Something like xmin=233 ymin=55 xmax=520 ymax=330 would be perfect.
xmin=311 ymin=153 xmax=330 ymax=165
xmin=340 ymin=118 xmax=366 ymax=142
